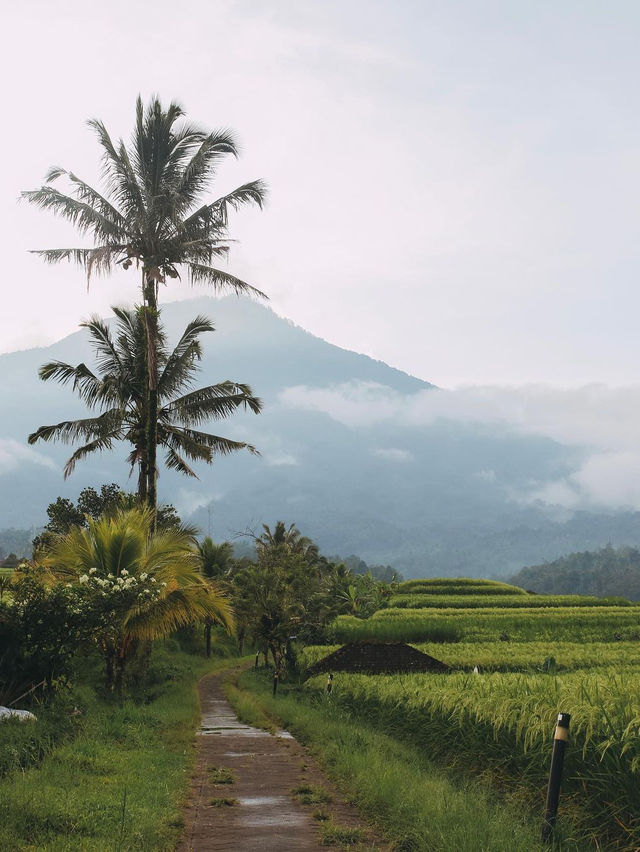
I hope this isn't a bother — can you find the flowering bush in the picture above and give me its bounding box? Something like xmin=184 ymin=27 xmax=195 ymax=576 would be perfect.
xmin=0 ymin=564 xmax=95 ymax=695
xmin=46 ymin=507 xmax=233 ymax=690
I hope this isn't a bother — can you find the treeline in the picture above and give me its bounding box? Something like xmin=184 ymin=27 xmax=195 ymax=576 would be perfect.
xmin=0 ymin=529 xmax=36 ymax=561
xmin=510 ymin=545 xmax=640 ymax=600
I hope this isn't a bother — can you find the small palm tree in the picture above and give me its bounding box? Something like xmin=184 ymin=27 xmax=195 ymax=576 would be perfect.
xmin=46 ymin=506 xmax=233 ymax=689
xmin=23 ymin=96 xmax=266 ymax=509
xmin=198 ymin=538 xmax=234 ymax=657
xmin=257 ymin=521 xmax=319 ymax=563
xmin=28 ymin=307 xmax=262 ymax=499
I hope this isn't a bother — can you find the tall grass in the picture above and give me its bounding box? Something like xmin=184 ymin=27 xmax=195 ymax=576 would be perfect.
xmin=304 ymin=669 xmax=640 ymax=848
xmin=231 ymin=670 xmax=572 ymax=852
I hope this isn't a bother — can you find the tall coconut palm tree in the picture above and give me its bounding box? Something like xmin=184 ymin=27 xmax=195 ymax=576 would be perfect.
xmin=28 ymin=306 xmax=262 ymax=498
xmin=23 ymin=96 xmax=266 ymax=510
xmin=46 ymin=506 xmax=233 ymax=690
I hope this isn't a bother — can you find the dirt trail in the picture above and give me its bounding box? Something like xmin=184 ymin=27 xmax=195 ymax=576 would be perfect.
xmin=178 ymin=670 xmax=386 ymax=851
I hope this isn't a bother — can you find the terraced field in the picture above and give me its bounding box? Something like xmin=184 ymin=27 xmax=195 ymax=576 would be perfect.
xmin=305 ymin=577 xmax=640 ymax=849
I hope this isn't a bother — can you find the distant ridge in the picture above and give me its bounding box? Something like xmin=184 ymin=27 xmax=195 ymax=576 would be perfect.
xmin=2 ymin=295 xmax=640 ymax=576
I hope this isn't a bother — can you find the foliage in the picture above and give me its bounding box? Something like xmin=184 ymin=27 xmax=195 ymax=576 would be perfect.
xmin=33 ymin=484 xmax=185 ymax=555
xmin=0 ymin=564 xmax=96 ymax=693
xmin=23 ymin=95 xmax=266 ymax=510
xmin=199 ymin=538 xmax=234 ymax=580
xmin=511 ymin=544 xmax=640 ymax=600
xmin=329 ymin=553 xmax=403 ymax=583
xmin=29 ymin=308 xmax=261 ymax=496
xmin=45 ymin=507 xmax=233 ymax=689
xmin=230 ymin=522 xmax=394 ymax=668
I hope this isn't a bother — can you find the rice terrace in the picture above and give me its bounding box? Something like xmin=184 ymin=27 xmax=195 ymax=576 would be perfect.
xmin=4 ymin=2 xmax=640 ymax=851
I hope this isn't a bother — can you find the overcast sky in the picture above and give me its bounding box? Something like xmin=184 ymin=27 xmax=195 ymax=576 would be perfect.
xmin=2 ymin=0 xmax=640 ymax=388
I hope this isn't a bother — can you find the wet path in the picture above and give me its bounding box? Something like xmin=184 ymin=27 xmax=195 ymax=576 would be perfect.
xmin=178 ymin=670 xmax=385 ymax=851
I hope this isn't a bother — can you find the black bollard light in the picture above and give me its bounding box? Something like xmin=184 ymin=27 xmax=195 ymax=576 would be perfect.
xmin=272 ymin=672 xmax=279 ymax=696
xmin=542 ymin=712 xmax=571 ymax=843
xmin=326 ymin=673 xmax=333 ymax=694
xmin=255 ymin=651 xmax=259 ymax=669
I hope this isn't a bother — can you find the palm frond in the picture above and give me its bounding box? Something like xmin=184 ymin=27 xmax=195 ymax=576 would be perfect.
xmin=187 ymin=263 xmax=267 ymax=299
xmin=21 ymin=186 xmax=125 ymax=243
xmin=165 ymin=381 xmax=262 ymax=425
xmin=164 ymin=446 xmax=200 ymax=478
xmin=162 ymin=424 xmax=258 ymax=457
xmin=63 ymin=436 xmax=117 ymax=478
xmin=28 ymin=409 xmax=123 ymax=446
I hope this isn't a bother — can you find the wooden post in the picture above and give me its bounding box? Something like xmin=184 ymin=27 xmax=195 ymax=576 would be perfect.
xmin=542 ymin=712 xmax=571 ymax=843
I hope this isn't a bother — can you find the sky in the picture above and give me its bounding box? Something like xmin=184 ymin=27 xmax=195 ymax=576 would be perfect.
xmin=2 ymin=0 xmax=640 ymax=390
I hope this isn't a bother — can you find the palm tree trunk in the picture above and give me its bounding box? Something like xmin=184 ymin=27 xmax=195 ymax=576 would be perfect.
xmin=138 ymin=447 xmax=148 ymax=503
xmin=143 ymin=273 xmax=159 ymax=524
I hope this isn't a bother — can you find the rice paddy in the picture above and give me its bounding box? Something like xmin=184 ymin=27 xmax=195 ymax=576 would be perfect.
xmin=303 ymin=576 xmax=640 ymax=849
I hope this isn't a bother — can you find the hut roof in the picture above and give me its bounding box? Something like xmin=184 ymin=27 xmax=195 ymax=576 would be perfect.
xmin=305 ymin=641 xmax=450 ymax=677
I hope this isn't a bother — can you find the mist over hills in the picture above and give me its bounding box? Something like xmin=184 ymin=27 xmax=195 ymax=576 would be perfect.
xmin=2 ymin=296 xmax=639 ymax=576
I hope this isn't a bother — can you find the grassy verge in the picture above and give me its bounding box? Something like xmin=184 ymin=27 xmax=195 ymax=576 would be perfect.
xmin=228 ymin=669 xmax=585 ymax=852
xmin=0 ymin=645 xmax=232 ymax=851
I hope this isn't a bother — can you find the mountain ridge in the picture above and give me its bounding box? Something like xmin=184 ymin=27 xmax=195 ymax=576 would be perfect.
xmin=2 ymin=295 xmax=639 ymax=576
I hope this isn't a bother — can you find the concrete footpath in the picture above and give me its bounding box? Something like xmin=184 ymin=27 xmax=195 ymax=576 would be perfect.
xmin=178 ymin=671 xmax=386 ymax=851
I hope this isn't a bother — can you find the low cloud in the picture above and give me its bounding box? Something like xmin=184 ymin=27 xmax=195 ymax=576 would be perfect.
xmin=265 ymin=452 xmax=299 ymax=467
xmin=374 ymin=447 xmax=413 ymax=462
xmin=280 ymin=381 xmax=640 ymax=510
xmin=0 ymin=438 xmax=56 ymax=474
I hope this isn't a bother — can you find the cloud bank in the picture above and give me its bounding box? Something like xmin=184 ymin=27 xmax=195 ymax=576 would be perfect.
xmin=280 ymin=382 xmax=640 ymax=511
xmin=0 ymin=439 xmax=56 ymax=475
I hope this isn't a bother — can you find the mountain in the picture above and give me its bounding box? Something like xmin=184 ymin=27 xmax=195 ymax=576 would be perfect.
xmin=2 ymin=295 xmax=640 ymax=575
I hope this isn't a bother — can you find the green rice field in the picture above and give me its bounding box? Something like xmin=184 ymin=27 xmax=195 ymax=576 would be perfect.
xmin=301 ymin=577 xmax=640 ymax=849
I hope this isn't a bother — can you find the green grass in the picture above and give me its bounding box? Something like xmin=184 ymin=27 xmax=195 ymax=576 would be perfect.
xmin=389 ymin=594 xmax=633 ymax=609
xmin=228 ymin=669 xmax=574 ymax=852
xmin=330 ymin=605 xmax=640 ymax=643
xmin=208 ymin=765 xmax=236 ymax=784
xmin=209 ymin=796 xmax=238 ymax=807
xmin=292 ymin=783 xmax=333 ymax=805
xmin=320 ymin=821 xmax=366 ymax=845
xmin=0 ymin=646 xmax=232 ymax=851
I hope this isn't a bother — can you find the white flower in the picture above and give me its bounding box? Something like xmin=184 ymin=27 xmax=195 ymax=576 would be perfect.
xmin=79 ymin=575 xmax=89 ymax=585
xmin=88 ymin=567 xmax=97 ymax=575
xmin=120 ymin=569 xmax=129 ymax=577
xmin=140 ymin=572 xmax=148 ymax=581
xmin=150 ymin=577 xmax=156 ymax=584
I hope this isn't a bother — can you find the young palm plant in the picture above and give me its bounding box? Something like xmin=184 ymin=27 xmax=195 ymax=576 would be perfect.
xmin=28 ymin=306 xmax=262 ymax=498
xmin=23 ymin=96 xmax=266 ymax=509
xmin=45 ymin=506 xmax=234 ymax=690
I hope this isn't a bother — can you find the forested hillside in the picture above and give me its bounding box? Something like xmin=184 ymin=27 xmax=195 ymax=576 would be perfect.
xmin=510 ymin=546 xmax=640 ymax=600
